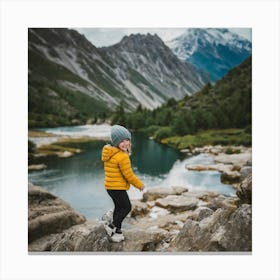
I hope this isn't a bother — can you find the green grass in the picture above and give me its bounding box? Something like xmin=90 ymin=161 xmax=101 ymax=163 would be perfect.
xmin=161 ymin=128 xmax=251 ymax=150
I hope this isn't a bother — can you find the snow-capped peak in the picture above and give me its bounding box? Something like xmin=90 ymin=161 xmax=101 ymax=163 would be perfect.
xmin=166 ymin=28 xmax=251 ymax=60
xmin=166 ymin=28 xmax=252 ymax=81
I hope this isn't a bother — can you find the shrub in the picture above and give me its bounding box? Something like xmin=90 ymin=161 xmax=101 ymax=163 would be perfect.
xmin=154 ymin=127 xmax=174 ymax=141
xmin=139 ymin=125 xmax=161 ymax=136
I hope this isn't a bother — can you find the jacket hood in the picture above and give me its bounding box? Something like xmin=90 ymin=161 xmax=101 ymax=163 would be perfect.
xmin=101 ymin=145 xmax=120 ymax=162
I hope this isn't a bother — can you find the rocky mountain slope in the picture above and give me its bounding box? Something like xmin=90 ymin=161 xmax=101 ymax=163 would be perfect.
xmin=167 ymin=28 xmax=252 ymax=81
xmin=28 ymin=28 xmax=206 ymax=127
xmin=102 ymin=33 xmax=207 ymax=108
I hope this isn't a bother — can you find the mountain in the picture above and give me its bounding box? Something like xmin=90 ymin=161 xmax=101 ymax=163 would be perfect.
xmin=102 ymin=33 xmax=208 ymax=108
xmin=28 ymin=28 xmax=121 ymax=127
xmin=166 ymin=28 xmax=252 ymax=81
xmin=123 ymin=56 xmax=252 ymax=137
xmin=28 ymin=28 xmax=207 ymax=128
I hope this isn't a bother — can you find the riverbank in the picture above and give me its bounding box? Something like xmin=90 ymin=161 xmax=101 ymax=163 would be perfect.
xmin=28 ymin=171 xmax=252 ymax=252
xmin=28 ymin=135 xmax=252 ymax=252
xmin=182 ymin=145 xmax=252 ymax=185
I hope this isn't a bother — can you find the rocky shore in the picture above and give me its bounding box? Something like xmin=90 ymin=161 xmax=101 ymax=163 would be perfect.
xmin=183 ymin=145 xmax=252 ymax=185
xmin=28 ymin=145 xmax=252 ymax=253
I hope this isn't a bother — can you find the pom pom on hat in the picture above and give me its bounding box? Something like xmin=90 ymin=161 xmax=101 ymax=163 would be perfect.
xmin=110 ymin=125 xmax=131 ymax=147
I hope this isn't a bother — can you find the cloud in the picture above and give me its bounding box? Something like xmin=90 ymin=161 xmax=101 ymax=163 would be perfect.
xmin=228 ymin=28 xmax=252 ymax=41
xmin=75 ymin=28 xmax=186 ymax=47
xmin=75 ymin=28 xmax=251 ymax=48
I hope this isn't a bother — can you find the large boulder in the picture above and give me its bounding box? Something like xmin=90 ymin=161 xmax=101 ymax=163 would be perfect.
xmin=28 ymin=183 xmax=86 ymax=243
xmin=171 ymin=204 xmax=251 ymax=252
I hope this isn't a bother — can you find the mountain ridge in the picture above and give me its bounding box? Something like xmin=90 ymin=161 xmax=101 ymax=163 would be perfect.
xmin=102 ymin=33 xmax=207 ymax=107
xmin=28 ymin=28 xmax=206 ymax=127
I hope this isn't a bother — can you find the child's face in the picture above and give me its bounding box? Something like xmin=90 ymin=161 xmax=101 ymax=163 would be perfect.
xmin=118 ymin=139 xmax=131 ymax=152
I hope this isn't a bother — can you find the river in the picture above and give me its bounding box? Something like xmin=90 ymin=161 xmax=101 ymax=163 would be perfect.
xmin=28 ymin=125 xmax=235 ymax=220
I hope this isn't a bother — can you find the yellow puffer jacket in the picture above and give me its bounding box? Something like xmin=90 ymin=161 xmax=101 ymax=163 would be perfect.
xmin=101 ymin=145 xmax=143 ymax=190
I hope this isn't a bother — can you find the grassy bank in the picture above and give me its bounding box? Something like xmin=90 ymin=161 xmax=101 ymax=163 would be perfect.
xmin=151 ymin=128 xmax=251 ymax=150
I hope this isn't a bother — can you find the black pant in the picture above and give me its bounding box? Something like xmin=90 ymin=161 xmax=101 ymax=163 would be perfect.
xmin=107 ymin=190 xmax=132 ymax=229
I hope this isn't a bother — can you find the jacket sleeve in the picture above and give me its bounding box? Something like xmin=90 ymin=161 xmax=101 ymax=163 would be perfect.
xmin=119 ymin=154 xmax=143 ymax=189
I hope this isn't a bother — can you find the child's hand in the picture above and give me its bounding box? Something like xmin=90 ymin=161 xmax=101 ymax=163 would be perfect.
xmin=139 ymin=185 xmax=145 ymax=192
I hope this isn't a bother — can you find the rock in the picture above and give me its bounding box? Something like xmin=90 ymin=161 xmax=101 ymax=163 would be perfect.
xmin=186 ymin=191 xmax=220 ymax=201
xmin=180 ymin=148 xmax=190 ymax=154
xmin=218 ymin=204 xmax=252 ymax=251
xmin=186 ymin=163 xmax=243 ymax=184
xmin=186 ymin=164 xmax=218 ymax=171
xmin=204 ymin=195 xmax=238 ymax=211
xmin=246 ymin=157 xmax=252 ymax=166
xmin=148 ymin=206 xmax=170 ymax=219
xmin=101 ymin=209 xmax=113 ymax=224
xmin=155 ymin=195 xmax=199 ymax=213
xmin=221 ymin=170 xmax=241 ymax=184
xmin=186 ymin=163 xmax=232 ymax=174
xmin=188 ymin=207 xmax=214 ymax=221
xmin=122 ymin=228 xmax=169 ymax=252
xmin=29 ymin=221 xmax=169 ymax=252
xmin=130 ymin=200 xmax=149 ymax=217
xmin=208 ymin=146 xmax=224 ymax=155
xmin=236 ymin=175 xmax=252 ymax=204
xmin=142 ymin=186 xmax=188 ymax=202
xmin=172 ymin=186 xmax=189 ymax=194
xmin=232 ymin=164 xmax=242 ymax=171
xmin=28 ymin=184 xmax=86 ymax=243
xmin=130 ymin=206 xmax=190 ymax=233
xmin=28 ymin=164 xmax=47 ymax=171
xmin=240 ymin=166 xmax=252 ymax=181
xmin=171 ymin=204 xmax=251 ymax=251
xmin=214 ymin=152 xmax=252 ymax=167
xmin=58 ymin=151 xmax=74 ymax=158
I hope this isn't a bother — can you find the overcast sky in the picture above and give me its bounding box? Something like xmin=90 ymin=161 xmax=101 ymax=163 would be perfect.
xmin=75 ymin=28 xmax=252 ymax=47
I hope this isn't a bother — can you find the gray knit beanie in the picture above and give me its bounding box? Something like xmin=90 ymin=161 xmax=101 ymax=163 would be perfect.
xmin=110 ymin=125 xmax=131 ymax=147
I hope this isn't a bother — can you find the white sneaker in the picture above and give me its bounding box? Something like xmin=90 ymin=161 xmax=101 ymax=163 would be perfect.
xmin=104 ymin=223 xmax=116 ymax=237
xmin=111 ymin=232 xmax=125 ymax=243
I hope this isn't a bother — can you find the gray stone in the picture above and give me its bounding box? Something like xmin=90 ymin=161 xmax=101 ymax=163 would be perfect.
xmin=142 ymin=186 xmax=188 ymax=202
xmin=236 ymin=175 xmax=252 ymax=204
xmin=156 ymin=195 xmax=199 ymax=213
xmin=221 ymin=170 xmax=241 ymax=184
xmin=28 ymin=184 xmax=86 ymax=243
xmin=130 ymin=200 xmax=149 ymax=217
xmin=170 ymin=204 xmax=251 ymax=252
xmin=29 ymin=221 xmax=169 ymax=252
xmin=240 ymin=166 xmax=252 ymax=181
xmin=195 ymin=207 xmax=214 ymax=221
xmin=214 ymin=152 xmax=252 ymax=166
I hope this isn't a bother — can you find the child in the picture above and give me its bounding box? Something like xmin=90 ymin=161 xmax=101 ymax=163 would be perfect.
xmin=101 ymin=125 xmax=144 ymax=242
